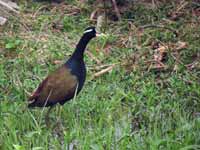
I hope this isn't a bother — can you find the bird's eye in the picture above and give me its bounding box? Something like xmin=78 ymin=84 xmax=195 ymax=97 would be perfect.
xmin=84 ymin=29 xmax=93 ymax=34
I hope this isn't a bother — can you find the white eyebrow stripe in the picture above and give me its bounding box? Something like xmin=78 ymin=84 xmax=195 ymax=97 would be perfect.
xmin=83 ymin=29 xmax=93 ymax=33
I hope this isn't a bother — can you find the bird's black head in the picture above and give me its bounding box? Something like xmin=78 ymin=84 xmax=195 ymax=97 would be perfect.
xmin=83 ymin=26 xmax=97 ymax=39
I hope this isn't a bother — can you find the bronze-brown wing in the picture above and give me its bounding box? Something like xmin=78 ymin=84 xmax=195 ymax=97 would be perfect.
xmin=28 ymin=65 xmax=78 ymax=107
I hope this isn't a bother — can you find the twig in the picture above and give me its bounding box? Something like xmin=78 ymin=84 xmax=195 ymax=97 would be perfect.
xmin=96 ymin=15 xmax=105 ymax=32
xmin=176 ymin=1 xmax=188 ymax=13
xmin=90 ymin=8 xmax=98 ymax=20
xmin=146 ymin=59 xmax=167 ymax=72
xmin=32 ymin=5 xmax=48 ymax=18
xmin=86 ymin=50 xmax=102 ymax=65
xmin=144 ymin=60 xmax=166 ymax=66
xmin=156 ymin=60 xmax=166 ymax=67
xmin=170 ymin=53 xmax=185 ymax=66
xmin=170 ymin=53 xmax=199 ymax=80
xmin=92 ymin=64 xmax=116 ymax=78
xmin=140 ymin=24 xmax=178 ymax=37
xmin=103 ymin=0 xmax=108 ymax=32
xmin=0 ymin=0 xmax=19 ymax=14
xmin=90 ymin=63 xmax=119 ymax=70
xmin=185 ymin=61 xmax=199 ymax=70
xmin=192 ymin=2 xmax=200 ymax=7
xmin=111 ymin=0 xmax=121 ymax=21
xmin=0 ymin=16 xmax=7 ymax=25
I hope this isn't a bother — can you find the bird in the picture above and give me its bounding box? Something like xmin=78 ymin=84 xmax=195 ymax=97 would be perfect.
xmin=28 ymin=26 xmax=101 ymax=123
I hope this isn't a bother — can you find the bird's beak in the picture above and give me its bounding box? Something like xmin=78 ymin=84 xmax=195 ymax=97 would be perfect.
xmin=96 ymin=32 xmax=106 ymax=37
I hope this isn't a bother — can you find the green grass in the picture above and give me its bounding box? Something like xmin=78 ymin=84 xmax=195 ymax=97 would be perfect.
xmin=0 ymin=1 xmax=200 ymax=150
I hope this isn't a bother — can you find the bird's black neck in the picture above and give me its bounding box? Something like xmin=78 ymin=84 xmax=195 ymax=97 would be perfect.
xmin=71 ymin=35 xmax=92 ymax=60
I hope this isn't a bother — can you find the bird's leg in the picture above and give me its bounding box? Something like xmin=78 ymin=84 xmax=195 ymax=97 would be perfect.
xmin=54 ymin=106 xmax=63 ymax=127
xmin=57 ymin=106 xmax=63 ymax=120
xmin=45 ymin=106 xmax=54 ymax=128
xmin=52 ymin=106 xmax=64 ymax=143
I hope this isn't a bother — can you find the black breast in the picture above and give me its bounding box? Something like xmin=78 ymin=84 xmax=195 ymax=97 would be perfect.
xmin=65 ymin=59 xmax=86 ymax=93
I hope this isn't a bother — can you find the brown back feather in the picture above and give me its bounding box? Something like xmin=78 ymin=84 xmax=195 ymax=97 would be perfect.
xmin=28 ymin=65 xmax=78 ymax=107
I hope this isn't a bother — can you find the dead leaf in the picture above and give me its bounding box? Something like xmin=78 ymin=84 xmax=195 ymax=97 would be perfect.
xmin=0 ymin=16 xmax=7 ymax=26
xmin=103 ymin=44 xmax=112 ymax=55
xmin=154 ymin=45 xmax=168 ymax=62
xmin=175 ymin=41 xmax=187 ymax=50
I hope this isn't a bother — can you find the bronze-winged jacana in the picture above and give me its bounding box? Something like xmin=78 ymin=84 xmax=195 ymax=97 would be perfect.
xmin=28 ymin=27 xmax=101 ymax=124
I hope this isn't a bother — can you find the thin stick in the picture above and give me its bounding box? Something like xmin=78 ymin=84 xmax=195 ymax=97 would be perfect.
xmin=45 ymin=106 xmax=55 ymax=128
xmin=91 ymin=63 xmax=119 ymax=70
xmin=103 ymin=0 xmax=108 ymax=32
xmin=176 ymin=1 xmax=188 ymax=12
xmin=92 ymin=64 xmax=116 ymax=78
xmin=32 ymin=5 xmax=48 ymax=18
xmin=111 ymin=0 xmax=121 ymax=21
xmin=0 ymin=0 xmax=19 ymax=14
xmin=86 ymin=51 xmax=102 ymax=65
xmin=140 ymin=24 xmax=178 ymax=37
xmin=90 ymin=8 xmax=98 ymax=20
xmin=40 ymin=89 xmax=52 ymax=125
